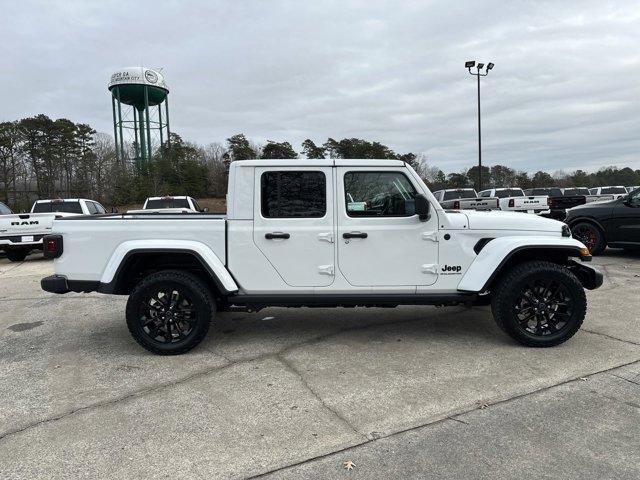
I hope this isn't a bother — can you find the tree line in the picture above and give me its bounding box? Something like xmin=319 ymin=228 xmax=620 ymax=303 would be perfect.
xmin=1 ymin=114 xmax=639 ymax=211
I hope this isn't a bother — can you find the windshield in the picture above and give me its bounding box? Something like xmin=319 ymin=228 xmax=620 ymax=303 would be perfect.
xmin=443 ymin=189 xmax=476 ymax=200
xmin=600 ymin=187 xmax=627 ymax=194
xmin=564 ymin=188 xmax=590 ymax=196
xmin=0 ymin=202 xmax=11 ymax=214
xmin=145 ymin=198 xmax=190 ymax=209
xmin=494 ymin=189 xmax=524 ymax=199
xmin=32 ymin=201 xmax=82 ymax=214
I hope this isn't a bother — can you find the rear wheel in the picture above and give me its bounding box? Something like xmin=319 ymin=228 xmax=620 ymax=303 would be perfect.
xmin=491 ymin=261 xmax=586 ymax=347
xmin=571 ymin=222 xmax=606 ymax=255
xmin=126 ymin=270 xmax=215 ymax=355
xmin=6 ymin=249 xmax=29 ymax=262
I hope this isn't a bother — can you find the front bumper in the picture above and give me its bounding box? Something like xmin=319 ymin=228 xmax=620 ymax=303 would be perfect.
xmin=568 ymin=260 xmax=603 ymax=290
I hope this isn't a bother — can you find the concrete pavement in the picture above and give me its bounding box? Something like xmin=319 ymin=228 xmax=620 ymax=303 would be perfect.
xmin=0 ymin=251 xmax=639 ymax=479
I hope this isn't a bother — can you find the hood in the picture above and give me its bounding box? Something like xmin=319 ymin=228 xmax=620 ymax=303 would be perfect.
xmin=461 ymin=210 xmax=563 ymax=232
xmin=568 ymin=198 xmax=618 ymax=213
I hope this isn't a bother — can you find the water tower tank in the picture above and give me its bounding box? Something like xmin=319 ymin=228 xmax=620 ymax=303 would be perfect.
xmin=108 ymin=67 xmax=171 ymax=167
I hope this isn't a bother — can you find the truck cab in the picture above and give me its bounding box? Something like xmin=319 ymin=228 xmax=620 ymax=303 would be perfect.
xmin=42 ymin=160 xmax=601 ymax=354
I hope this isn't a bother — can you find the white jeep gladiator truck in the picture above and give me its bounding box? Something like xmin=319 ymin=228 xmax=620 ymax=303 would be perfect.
xmin=478 ymin=188 xmax=549 ymax=214
xmin=0 ymin=198 xmax=105 ymax=262
xmin=432 ymin=188 xmax=499 ymax=211
xmin=41 ymin=160 xmax=601 ymax=354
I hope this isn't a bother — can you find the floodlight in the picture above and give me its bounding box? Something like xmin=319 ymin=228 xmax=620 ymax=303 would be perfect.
xmin=465 ymin=61 xmax=475 ymax=68
xmin=487 ymin=62 xmax=494 ymax=70
xmin=477 ymin=63 xmax=485 ymax=69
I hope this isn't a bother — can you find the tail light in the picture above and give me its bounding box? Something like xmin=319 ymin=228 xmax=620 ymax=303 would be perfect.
xmin=453 ymin=200 xmax=460 ymax=209
xmin=43 ymin=235 xmax=63 ymax=259
xmin=508 ymin=199 xmax=515 ymax=208
xmin=547 ymin=197 xmax=552 ymax=207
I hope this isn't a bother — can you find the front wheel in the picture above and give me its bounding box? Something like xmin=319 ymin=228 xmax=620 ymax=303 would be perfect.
xmin=6 ymin=249 xmax=29 ymax=262
xmin=126 ymin=270 xmax=215 ymax=355
xmin=491 ymin=261 xmax=586 ymax=347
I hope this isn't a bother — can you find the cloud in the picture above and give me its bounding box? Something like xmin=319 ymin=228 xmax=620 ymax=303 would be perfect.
xmin=1 ymin=0 xmax=639 ymax=173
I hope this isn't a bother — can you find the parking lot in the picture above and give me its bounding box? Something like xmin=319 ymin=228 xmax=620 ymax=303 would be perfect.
xmin=1 ymin=251 xmax=639 ymax=479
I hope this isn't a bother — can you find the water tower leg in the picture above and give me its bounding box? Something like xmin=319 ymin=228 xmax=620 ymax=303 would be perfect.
xmin=115 ymin=87 xmax=125 ymax=161
xmin=144 ymin=86 xmax=152 ymax=161
xmin=158 ymin=104 xmax=163 ymax=147
xmin=165 ymin=97 xmax=171 ymax=146
xmin=138 ymin=107 xmax=147 ymax=167
xmin=111 ymin=96 xmax=119 ymax=162
xmin=133 ymin=108 xmax=139 ymax=159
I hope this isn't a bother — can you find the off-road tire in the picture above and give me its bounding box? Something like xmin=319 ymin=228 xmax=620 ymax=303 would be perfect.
xmin=126 ymin=270 xmax=215 ymax=355
xmin=571 ymin=222 xmax=606 ymax=255
xmin=6 ymin=249 xmax=29 ymax=262
xmin=491 ymin=261 xmax=586 ymax=347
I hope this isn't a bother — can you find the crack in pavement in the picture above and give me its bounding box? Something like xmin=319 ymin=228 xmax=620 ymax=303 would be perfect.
xmin=276 ymin=353 xmax=367 ymax=439
xmin=247 ymin=358 xmax=640 ymax=479
xmin=582 ymin=328 xmax=640 ymax=347
xmin=0 ymin=308 xmax=466 ymax=443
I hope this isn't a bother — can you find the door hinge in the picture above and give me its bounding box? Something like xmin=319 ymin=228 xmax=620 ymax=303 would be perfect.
xmin=421 ymin=232 xmax=439 ymax=242
xmin=317 ymin=232 xmax=334 ymax=243
xmin=421 ymin=264 xmax=438 ymax=275
xmin=318 ymin=264 xmax=334 ymax=275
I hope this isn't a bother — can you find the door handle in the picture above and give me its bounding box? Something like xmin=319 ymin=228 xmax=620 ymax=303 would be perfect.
xmin=343 ymin=232 xmax=368 ymax=239
xmin=265 ymin=232 xmax=290 ymax=240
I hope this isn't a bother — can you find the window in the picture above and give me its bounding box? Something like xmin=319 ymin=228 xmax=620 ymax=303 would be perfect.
xmin=33 ymin=201 xmax=83 ymax=214
xmin=190 ymin=198 xmax=202 ymax=212
xmin=479 ymin=191 xmax=491 ymax=198
xmin=261 ymin=171 xmax=326 ymax=218
xmin=344 ymin=171 xmax=417 ymax=217
xmin=146 ymin=198 xmax=190 ymax=209
xmin=443 ymin=189 xmax=476 ymax=200
xmin=0 ymin=202 xmax=11 ymax=215
xmin=494 ymin=189 xmax=524 ymax=199
xmin=629 ymin=190 xmax=640 ymax=207
xmin=601 ymin=187 xmax=627 ymax=194
xmin=86 ymin=201 xmax=98 ymax=214
xmin=94 ymin=202 xmax=106 ymax=214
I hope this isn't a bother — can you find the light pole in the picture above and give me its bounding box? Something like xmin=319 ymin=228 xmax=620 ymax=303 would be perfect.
xmin=465 ymin=60 xmax=494 ymax=191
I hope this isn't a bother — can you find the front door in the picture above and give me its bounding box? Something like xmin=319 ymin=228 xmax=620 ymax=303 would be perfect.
xmin=253 ymin=166 xmax=335 ymax=287
xmin=611 ymin=190 xmax=640 ymax=244
xmin=336 ymin=167 xmax=439 ymax=287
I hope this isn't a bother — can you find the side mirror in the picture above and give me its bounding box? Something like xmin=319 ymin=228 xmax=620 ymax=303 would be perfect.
xmin=414 ymin=194 xmax=430 ymax=221
xmin=202 ymin=207 xmax=209 ymax=213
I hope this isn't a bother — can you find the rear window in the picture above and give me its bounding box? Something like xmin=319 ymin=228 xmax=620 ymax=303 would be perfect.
xmin=443 ymin=189 xmax=476 ymax=201
xmin=494 ymin=189 xmax=524 ymax=198
xmin=526 ymin=188 xmax=563 ymax=196
xmin=32 ymin=201 xmax=83 ymax=214
xmin=145 ymin=198 xmax=190 ymax=209
xmin=601 ymin=187 xmax=627 ymax=194
xmin=0 ymin=202 xmax=11 ymax=214
xmin=564 ymin=188 xmax=590 ymax=196
xmin=261 ymin=171 xmax=326 ymax=218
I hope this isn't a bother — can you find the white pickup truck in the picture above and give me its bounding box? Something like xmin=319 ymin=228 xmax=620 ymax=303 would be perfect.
xmin=432 ymin=188 xmax=499 ymax=211
xmin=588 ymin=186 xmax=628 ymax=200
xmin=127 ymin=196 xmax=207 ymax=214
xmin=561 ymin=187 xmax=614 ymax=204
xmin=478 ymin=188 xmax=549 ymax=214
xmin=0 ymin=198 xmax=106 ymax=261
xmin=41 ymin=159 xmax=601 ymax=354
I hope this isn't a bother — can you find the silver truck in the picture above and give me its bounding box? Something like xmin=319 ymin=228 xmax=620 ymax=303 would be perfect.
xmin=432 ymin=188 xmax=499 ymax=210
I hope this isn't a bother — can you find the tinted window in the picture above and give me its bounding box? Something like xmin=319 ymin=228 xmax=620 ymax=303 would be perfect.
xmin=32 ymin=201 xmax=83 ymax=214
xmin=94 ymin=202 xmax=106 ymax=214
xmin=601 ymin=187 xmax=627 ymax=194
xmin=261 ymin=171 xmax=326 ymax=218
xmin=344 ymin=171 xmax=417 ymax=217
xmin=564 ymin=188 xmax=590 ymax=196
xmin=526 ymin=188 xmax=563 ymax=196
xmin=443 ymin=189 xmax=476 ymax=201
xmin=191 ymin=198 xmax=202 ymax=212
xmin=0 ymin=202 xmax=11 ymax=214
xmin=494 ymin=189 xmax=524 ymax=199
xmin=86 ymin=202 xmax=98 ymax=214
xmin=479 ymin=191 xmax=491 ymax=198
xmin=146 ymin=198 xmax=190 ymax=209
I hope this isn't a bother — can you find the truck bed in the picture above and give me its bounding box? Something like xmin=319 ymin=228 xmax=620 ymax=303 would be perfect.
xmin=52 ymin=213 xmax=227 ymax=282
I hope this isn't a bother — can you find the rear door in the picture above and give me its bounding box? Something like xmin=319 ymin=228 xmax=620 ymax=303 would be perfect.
xmin=253 ymin=166 xmax=335 ymax=287
xmin=336 ymin=167 xmax=438 ymax=287
xmin=610 ymin=190 xmax=640 ymax=244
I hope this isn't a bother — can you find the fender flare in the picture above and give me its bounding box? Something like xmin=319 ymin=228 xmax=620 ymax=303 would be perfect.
xmin=100 ymin=239 xmax=238 ymax=294
xmin=457 ymin=236 xmax=588 ymax=293
xmin=566 ymin=216 xmax=606 ymax=232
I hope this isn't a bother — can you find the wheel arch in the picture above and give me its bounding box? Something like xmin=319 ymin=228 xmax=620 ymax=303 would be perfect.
xmin=567 ymin=216 xmax=607 ymax=236
xmin=457 ymin=237 xmax=589 ymax=293
xmin=100 ymin=246 xmax=238 ymax=296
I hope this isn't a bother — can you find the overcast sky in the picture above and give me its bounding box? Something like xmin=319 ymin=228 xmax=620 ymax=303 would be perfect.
xmin=1 ymin=0 xmax=639 ymax=173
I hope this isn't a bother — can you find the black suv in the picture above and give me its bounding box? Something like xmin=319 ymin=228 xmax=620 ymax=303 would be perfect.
xmin=566 ymin=188 xmax=640 ymax=254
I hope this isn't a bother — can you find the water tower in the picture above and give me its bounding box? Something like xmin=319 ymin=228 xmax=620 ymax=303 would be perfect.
xmin=108 ymin=67 xmax=170 ymax=170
